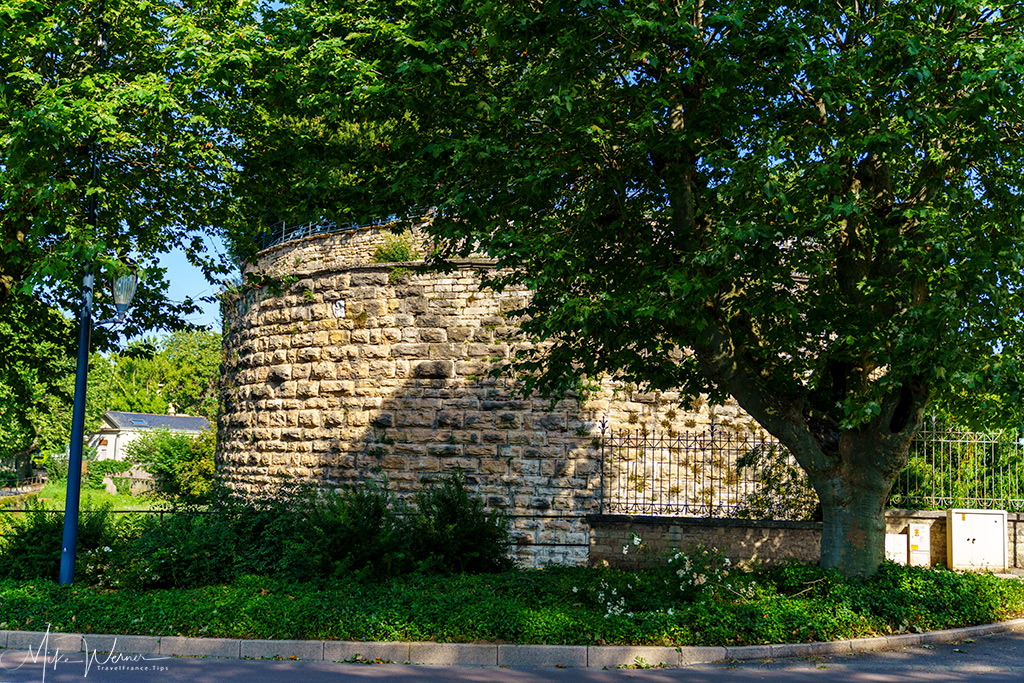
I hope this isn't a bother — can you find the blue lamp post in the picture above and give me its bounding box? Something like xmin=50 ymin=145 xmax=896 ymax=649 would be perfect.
xmin=59 ymin=268 xmax=138 ymax=586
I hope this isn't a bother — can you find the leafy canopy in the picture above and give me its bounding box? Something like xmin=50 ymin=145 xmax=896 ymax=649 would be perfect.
xmin=243 ymin=0 xmax=1024 ymax=429
xmin=0 ymin=0 xmax=254 ymax=333
xmin=235 ymin=0 xmax=1024 ymax=576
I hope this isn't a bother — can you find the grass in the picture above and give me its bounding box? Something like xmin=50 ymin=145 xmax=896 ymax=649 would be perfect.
xmin=1 ymin=562 xmax=1022 ymax=646
xmin=0 ymin=482 xmax=165 ymax=537
xmin=24 ymin=480 xmax=165 ymax=511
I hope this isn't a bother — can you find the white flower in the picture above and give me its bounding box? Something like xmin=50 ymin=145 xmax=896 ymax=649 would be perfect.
xmin=667 ymin=608 xmax=674 ymax=616
xmin=572 ymin=586 xmax=579 ymax=594
xmin=633 ymin=535 xmax=642 ymax=546
xmin=695 ymin=574 xmax=707 ymax=585
xmin=622 ymin=545 xmax=629 ymax=555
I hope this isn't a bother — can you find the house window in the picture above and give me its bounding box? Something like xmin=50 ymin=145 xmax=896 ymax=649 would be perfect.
xmin=131 ymin=419 xmax=147 ymax=426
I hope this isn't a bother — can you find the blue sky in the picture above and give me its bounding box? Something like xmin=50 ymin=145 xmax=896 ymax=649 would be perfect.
xmin=158 ymin=235 xmax=232 ymax=332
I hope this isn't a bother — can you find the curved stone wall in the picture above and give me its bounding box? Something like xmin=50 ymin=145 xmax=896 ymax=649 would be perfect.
xmin=219 ymin=224 xmax=761 ymax=566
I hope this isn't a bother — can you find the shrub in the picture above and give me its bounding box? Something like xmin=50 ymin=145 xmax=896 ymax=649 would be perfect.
xmin=0 ymin=501 xmax=131 ymax=581
xmin=84 ymin=459 xmax=133 ymax=490
xmin=411 ymin=473 xmax=513 ymax=574
xmin=732 ymin=443 xmax=818 ymax=521
xmin=39 ymin=450 xmax=69 ymax=482
xmin=123 ymin=429 xmax=216 ymax=503
xmin=372 ymin=232 xmax=418 ymax=263
xmin=119 ymin=511 xmax=241 ymax=588
xmin=665 ymin=544 xmax=735 ymax=602
xmin=282 ymin=481 xmax=413 ymax=580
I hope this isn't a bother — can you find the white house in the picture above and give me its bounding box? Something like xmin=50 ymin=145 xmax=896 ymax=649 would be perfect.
xmin=88 ymin=410 xmax=211 ymax=462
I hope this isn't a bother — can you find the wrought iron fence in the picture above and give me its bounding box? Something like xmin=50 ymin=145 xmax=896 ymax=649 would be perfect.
xmin=890 ymin=422 xmax=1024 ymax=512
xmin=600 ymin=420 xmax=1024 ymax=518
xmin=254 ymin=210 xmax=427 ymax=252
xmin=599 ymin=421 xmax=817 ymax=519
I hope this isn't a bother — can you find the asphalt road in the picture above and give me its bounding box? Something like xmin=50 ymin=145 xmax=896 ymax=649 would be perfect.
xmin=2 ymin=631 xmax=1024 ymax=683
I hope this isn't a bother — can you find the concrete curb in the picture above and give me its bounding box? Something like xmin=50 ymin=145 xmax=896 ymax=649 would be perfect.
xmin=3 ymin=618 xmax=1024 ymax=669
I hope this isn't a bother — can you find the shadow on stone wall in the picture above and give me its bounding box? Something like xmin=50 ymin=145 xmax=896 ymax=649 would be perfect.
xmin=218 ymin=229 xmax=766 ymax=567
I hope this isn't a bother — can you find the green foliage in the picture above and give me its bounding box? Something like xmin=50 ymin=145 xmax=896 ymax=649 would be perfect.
xmin=100 ymin=330 xmax=223 ymax=422
xmin=388 ymin=267 xmax=410 ymax=284
xmin=372 ymin=232 xmax=418 ymax=264
xmin=732 ymin=444 xmax=819 ymax=521
xmin=119 ymin=513 xmax=243 ymax=589
xmin=281 ymin=483 xmax=411 ymax=580
xmin=84 ymin=459 xmax=133 ymax=490
xmin=39 ymin=451 xmax=70 ymax=482
xmin=123 ymin=429 xmax=216 ymax=503
xmin=412 ymin=474 xmax=513 ymax=574
xmin=0 ymin=295 xmax=77 ymax=459
xmin=67 ymin=475 xmax=512 ymax=589
xmin=0 ymin=560 xmax=1022 ymax=646
xmin=230 ymin=0 xmax=1024 ymax=578
xmin=889 ymin=426 xmax=1024 ymax=511
xmin=0 ymin=501 xmax=128 ymax=582
xmin=0 ymin=0 xmax=252 ymax=328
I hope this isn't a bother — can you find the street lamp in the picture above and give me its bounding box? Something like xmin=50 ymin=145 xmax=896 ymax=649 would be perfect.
xmin=58 ymin=266 xmax=138 ymax=586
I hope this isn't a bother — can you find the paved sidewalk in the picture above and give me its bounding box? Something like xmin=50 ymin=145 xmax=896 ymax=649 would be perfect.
xmin=0 ymin=617 xmax=1023 ymax=672
xmin=2 ymin=632 xmax=1024 ymax=682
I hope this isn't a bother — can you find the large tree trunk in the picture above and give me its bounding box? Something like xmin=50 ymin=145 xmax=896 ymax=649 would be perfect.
xmin=811 ymin=466 xmax=894 ymax=577
xmin=795 ymin=394 xmax=928 ymax=578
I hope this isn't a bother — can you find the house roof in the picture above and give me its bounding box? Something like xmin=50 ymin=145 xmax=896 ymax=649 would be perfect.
xmin=104 ymin=411 xmax=210 ymax=432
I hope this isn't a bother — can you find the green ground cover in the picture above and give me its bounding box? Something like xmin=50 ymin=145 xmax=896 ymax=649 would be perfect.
xmin=28 ymin=480 xmax=164 ymax=511
xmin=1 ymin=477 xmax=1021 ymax=647
xmin=0 ymin=562 xmax=1021 ymax=646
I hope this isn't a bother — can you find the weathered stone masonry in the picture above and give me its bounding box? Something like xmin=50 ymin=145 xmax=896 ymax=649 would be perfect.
xmin=218 ymin=224 xmax=762 ymax=566
xmin=220 ymin=223 xmax=1024 ymax=571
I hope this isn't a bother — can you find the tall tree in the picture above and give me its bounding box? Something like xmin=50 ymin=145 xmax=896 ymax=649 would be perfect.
xmin=0 ymin=0 xmax=253 ymax=331
xmin=0 ymin=294 xmax=76 ymax=459
xmin=102 ymin=329 xmax=222 ymax=421
xmin=239 ymin=0 xmax=1024 ymax=577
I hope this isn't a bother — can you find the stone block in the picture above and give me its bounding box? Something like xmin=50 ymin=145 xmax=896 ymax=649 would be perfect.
xmin=497 ymin=645 xmax=587 ymax=668
xmin=587 ymin=646 xmax=679 ymax=669
xmin=396 ymin=411 xmax=434 ymax=428
xmin=324 ymin=641 xmax=410 ymax=663
xmin=410 ymin=457 xmax=441 ymax=471
xmin=160 ymin=637 xmax=241 ymax=658
xmin=413 ymin=361 xmax=454 ymax=379
xmin=409 ymin=642 xmax=497 ymax=666
xmin=268 ymin=365 xmax=292 ymax=383
xmin=240 ymin=639 xmax=325 ymax=660
xmin=6 ymin=631 xmax=82 ymax=653
xmin=733 ymin=647 xmax=770 ymax=663
xmin=81 ymin=634 xmax=162 ymax=656
xmin=496 ymin=413 xmax=521 ymax=429
xmin=677 ymin=646 xmax=727 ymax=664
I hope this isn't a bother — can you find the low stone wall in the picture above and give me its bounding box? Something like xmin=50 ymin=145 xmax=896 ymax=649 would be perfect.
xmin=254 ymin=222 xmax=430 ymax=276
xmin=591 ymin=511 xmax=1024 ymax=570
xmin=588 ymin=514 xmax=822 ymax=568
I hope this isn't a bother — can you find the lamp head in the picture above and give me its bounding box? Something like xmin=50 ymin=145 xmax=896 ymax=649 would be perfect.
xmin=111 ymin=271 xmax=139 ymax=321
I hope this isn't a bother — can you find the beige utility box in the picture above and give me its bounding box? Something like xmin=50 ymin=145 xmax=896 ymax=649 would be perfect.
xmin=908 ymin=523 xmax=931 ymax=567
xmin=885 ymin=533 xmax=908 ymax=565
xmin=947 ymin=509 xmax=1007 ymax=571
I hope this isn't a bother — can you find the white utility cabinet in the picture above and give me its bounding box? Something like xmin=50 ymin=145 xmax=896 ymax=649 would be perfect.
xmin=885 ymin=533 xmax=908 ymax=565
xmin=908 ymin=523 xmax=931 ymax=567
xmin=947 ymin=509 xmax=1007 ymax=571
